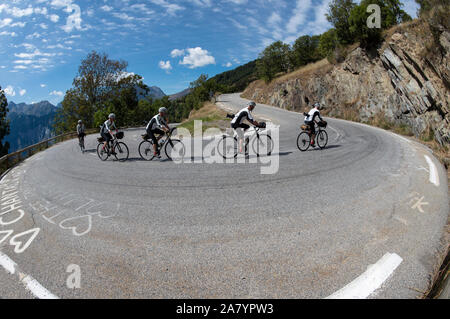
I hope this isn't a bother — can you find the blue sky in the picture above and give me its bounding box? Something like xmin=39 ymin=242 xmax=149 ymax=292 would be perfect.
xmin=0 ymin=0 xmax=419 ymax=105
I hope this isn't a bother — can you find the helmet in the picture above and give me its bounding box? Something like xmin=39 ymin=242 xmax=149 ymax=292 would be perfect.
xmin=78 ymin=120 xmax=82 ymax=124
xmin=248 ymin=101 xmax=256 ymax=107
xmin=159 ymin=107 xmax=167 ymax=114
xmin=313 ymin=102 xmax=320 ymax=108
xmin=109 ymin=113 xmax=115 ymax=119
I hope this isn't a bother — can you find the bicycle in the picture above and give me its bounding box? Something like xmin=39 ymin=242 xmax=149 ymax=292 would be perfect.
xmin=138 ymin=127 xmax=185 ymax=161
xmin=297 ymin=120 xmax=328 ymax=152
xmin=217 ymin=115 xmax=273 ymax=159
xmin=97 ymin=131 xmax=129 ymax=161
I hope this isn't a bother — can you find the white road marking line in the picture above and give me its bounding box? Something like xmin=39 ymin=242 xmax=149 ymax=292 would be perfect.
xmin=424 ymin=155 xmax=440 ymax=186
xmin=0 ymin=251 xmax=59 ymax=299
xmin=328 ymin=125 xmax=341 ymax=143
xmin=0 ymin=251 xmax=16 ymax=274
xmin=326 ymin=253 xmax=403 ymax=299
xmin=22 ymin=275 xmax=59 ymax=299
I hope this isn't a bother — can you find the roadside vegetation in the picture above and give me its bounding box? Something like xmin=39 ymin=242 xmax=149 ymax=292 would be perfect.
xmin=178 ymin=102 xmax=230 ymax=136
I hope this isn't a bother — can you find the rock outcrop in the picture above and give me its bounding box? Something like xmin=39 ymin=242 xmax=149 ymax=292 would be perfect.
xmin=243 ymin=21 xmax=449 ymax=147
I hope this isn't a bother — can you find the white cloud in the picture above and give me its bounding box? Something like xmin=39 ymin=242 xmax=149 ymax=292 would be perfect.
xmin=100 ymin=5 xmax=113 ymax=12
xmin=19 ymin=89 xmax=26 ymax=96
xmin=0 ymin=18 xmax=12 ymax=28
xmin=149 ymin=0 xmax=184 ymax=16
xmin=159 ymin=60 xmax=172 ymax=72
xmin=41 ymin=84 xmax=47 ymax=88
xmin=4 ymin=86 xmax=16 ymax=97
xmin=0 ymin=31 xmax=17 ymax=37
xmin=49 ymin=14 xmax=60 ymax=22
xmin=50 ymin=90 xmax=64 ymax=97
xmin=179 ymin=47 xmax=215 ymax=69
xmin=226 ymin=0 xmax=248 ymax=4
xmin=112 ymin=12 xmax=135 ymax=21
xmin=286 ymin=0 xmax=312 ymax=34
xmin=11 ymin=22 xmax=26 ymax=27
xmin=224 ymin=62 xmax=232 ymax=67
xmin=170 ymin=49 xmax=185 ymax=58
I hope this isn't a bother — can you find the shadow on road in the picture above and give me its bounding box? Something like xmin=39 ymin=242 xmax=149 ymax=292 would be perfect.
xmin=310 ymin=144 xmax=342 ymax=151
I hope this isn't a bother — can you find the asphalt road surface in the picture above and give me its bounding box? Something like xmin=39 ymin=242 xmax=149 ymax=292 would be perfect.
xmin=0 ymin=93 xmax=447 ymax=299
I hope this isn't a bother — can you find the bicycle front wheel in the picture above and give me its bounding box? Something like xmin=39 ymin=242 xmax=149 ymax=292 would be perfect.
xmin=97 ymin=143 xmax=109 ymax=161
xmin=165 ymin=139 xmax=185 ymax=161
xmin=114 ymin=142 xmax=129 ymax=162
xmin=252 ymin=134 xmax=273 ymax=157
xmin=139 ymin=140 xmax=155 ymax=161
xmin=297 ymin=131 xmax=311 ymax=152
xmin=217 ymin=135 xmax=238 ymax=159
xmin=317 ymin=130 xmax=328 ymax=149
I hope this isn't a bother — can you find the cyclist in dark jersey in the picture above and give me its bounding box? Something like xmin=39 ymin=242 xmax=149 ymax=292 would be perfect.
xmin=146 ymin=107 xmax=170 ymax=157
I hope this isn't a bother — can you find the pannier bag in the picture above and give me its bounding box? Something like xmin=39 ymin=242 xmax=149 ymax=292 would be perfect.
xmin=97 ymin=137 xmax=105 ymax=143
xmin=318 ymin=120 xmax=327 ymax=128
xmin=301 ymin=124 xmax=309 ymax=131
xmin=115 ymin=132 xmax=124 ymax=139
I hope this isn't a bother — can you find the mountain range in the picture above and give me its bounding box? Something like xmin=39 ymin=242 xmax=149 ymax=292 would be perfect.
xmin=6 ymin=100 xmax=59 ymax=153
xmin=5 ymin=85 xmax=169 ymax=153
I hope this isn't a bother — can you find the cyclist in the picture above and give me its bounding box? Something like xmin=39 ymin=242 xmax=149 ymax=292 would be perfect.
xmin=304 ymin=102 xmax=324 ymax=147
xmin=100 ymin=113 xmax=118 ymax=154
xmin=77 ymin=120 xmax=85 ymax=151
xmin=146 ymin=107 xmax=170 ymax=157
xmin=231 ymin=101 xmax=261 ymax=153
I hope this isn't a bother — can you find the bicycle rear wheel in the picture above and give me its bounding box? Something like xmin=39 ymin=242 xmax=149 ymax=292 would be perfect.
xmin=97 ymin=143 xmax=109 ymax=161
xmin=217 ymin=135 xmax=238 ymax=159
xmin=114 ymin=142 xmax=129 ymax=162
xmin=139 ymin=140 xmax=155 ymax=161
xmin=317 ymin=130 xmax=328 ymax=149
xmin=297 ymin=131 xmax=311 ymax=152
xmin=165 ymin=139 xmax=185 ymax=161
xmin=252 ymin=134 xmax=273 ymax=157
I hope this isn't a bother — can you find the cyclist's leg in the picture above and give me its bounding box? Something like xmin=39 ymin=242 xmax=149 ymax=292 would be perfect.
xmin=148 ymin=129 xmax=159 ymax=155
xmin=308 ymin=122 xmax=316 ymax=145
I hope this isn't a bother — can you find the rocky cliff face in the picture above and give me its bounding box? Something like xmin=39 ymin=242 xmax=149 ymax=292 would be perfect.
xmin=242 ymin=20 xmax=449 ymax=147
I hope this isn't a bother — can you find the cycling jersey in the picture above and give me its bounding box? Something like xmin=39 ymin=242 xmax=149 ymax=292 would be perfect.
xmin=101 ymin=119 xmax=117 ymax=134
xmin=304 ymin=107 xmax=322 ymax=123
xmin=146 ymin=114 xmax=168 ymax=131
xmin=231 ymin=107 xmax=254 ymax=127
xmin=77 ymin=124 xmax=85 ymax=135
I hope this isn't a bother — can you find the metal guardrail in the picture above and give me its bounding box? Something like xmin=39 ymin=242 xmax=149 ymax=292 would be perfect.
xmin=0 ymin=128 xmax=98 ymax=174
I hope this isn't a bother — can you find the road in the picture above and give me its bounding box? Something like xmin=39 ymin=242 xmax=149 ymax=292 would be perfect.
xmin=0 ymin=93 xmax=448 ymax=299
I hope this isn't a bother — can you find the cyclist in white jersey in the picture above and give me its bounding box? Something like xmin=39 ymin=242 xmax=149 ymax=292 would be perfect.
xmin=100 ymin=113 xmax=118 ymax=153
xmin=231 ymin=101 xmax=261 ymax=153
xmin=304 ymin=102 xmax=324 ymax=147
xmin=146 ymin=107 xmax=170 ymax=157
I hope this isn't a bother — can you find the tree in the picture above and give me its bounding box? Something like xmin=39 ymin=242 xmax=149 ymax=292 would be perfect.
xmin=257 ymin=41 xmax=291 ymax=82
xmin=326 ymin=0 xmax=357 ymax=45
xmin=318 ymin=28 xmax=339 ymax=59
xmin=0 ymin=86 xmax=10 ymax=156
xmin=73 ymin=51 xmax=128 ymax=107
xmin=55 ymin=51 xmax=148 ymax=133
xmin=291 ymin=35 xmax=321 ymax=68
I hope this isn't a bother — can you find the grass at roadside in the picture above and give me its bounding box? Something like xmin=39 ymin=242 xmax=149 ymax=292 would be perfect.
xmin=178 ymin=102 xmax=231 ymax=136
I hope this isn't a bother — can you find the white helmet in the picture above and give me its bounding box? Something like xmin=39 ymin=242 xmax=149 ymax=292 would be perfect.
xmin=159 ymin=107 xmax=167 ymax=114
xmin=109 ymin=113 xmax=115 ymax=119
xmin=248 ymin=101 xmax=256 ymax=107
xmin=78 ymin=120 xmax=82 ymax=124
